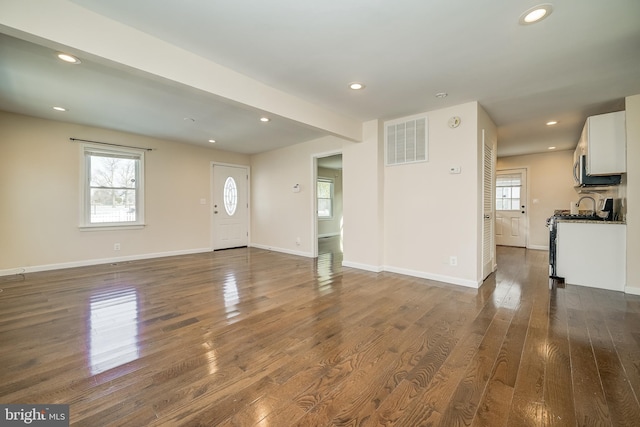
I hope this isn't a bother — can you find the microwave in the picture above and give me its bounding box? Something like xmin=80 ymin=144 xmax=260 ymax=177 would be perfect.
xmin=573 ymin=155 xmax=621 ymax=186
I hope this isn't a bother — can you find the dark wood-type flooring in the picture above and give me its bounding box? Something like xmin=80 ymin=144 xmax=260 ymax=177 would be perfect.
xmin=1 ymin=239 xmax=640 ymax=426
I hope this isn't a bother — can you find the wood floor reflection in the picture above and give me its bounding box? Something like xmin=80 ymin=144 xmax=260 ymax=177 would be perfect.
xmin=1 ymin=244 xmax=639 ymax=426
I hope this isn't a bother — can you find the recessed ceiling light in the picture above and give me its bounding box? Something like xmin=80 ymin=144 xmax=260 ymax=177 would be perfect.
xmin=519 ymin=4 xmax=553 ymax=25
xmin=208 ymin=139 xmax=216 ymax=143
xmin=435 ymin=92 xmax=448 ymax=98
xmin=546 ymin=120 xmax=558 ymax=126
xmin=260 ymin=117 xmax=270 ymax=122
xmin=52 ymin=106 xmax=67 ymax=112
xmin=548 ymin=146 xmax=556 ymax=150
xmin=349 ymin=82 xmax=365 ymax=90
xmin=57 ymin=53 xmax=81 ymax=64
xmin=183 ymin=117 xmax=195 ymax=122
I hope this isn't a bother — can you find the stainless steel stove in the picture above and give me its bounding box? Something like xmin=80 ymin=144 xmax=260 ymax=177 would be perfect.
xmin=545 ymin=213 xmax=604 ymax=278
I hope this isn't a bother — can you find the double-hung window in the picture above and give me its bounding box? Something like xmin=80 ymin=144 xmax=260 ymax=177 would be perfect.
xmin=317 ymin=178 xmax=333 ymax=219
xmin=81 ymin=145 xmax=145 ymax=228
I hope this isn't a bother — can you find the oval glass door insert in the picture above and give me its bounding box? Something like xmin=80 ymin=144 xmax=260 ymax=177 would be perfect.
xmin=223 ymin=176 xmax=238 ymax=216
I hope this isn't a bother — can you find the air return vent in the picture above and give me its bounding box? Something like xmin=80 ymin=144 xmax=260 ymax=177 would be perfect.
xmin=385 ymin=115 xmax=428 ymax=166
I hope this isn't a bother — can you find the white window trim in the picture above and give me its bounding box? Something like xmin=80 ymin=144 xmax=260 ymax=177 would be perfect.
xmin=317 ymin=177 xmax=334 ymax=220
xmin=79 ymin=143 xmax=145 ymax=230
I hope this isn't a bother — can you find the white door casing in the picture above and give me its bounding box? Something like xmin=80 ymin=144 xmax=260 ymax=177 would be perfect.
xmin=495 ymin=168 xmax=527 ymax=247
xmin=212 ymin=164 xmax=248 ymax=250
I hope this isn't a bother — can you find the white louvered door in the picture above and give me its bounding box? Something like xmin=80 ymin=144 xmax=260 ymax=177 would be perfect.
xmin=482 ymin=131 xmax=495 ymax=280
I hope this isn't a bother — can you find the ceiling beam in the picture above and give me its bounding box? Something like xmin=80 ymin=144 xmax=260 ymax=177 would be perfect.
xmin=0 ymin=0 xmax=362 ymax=142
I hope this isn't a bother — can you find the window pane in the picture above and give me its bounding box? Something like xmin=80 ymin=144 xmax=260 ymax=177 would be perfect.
xmin=90 ymin=155 xmax=136 ymax=188
xmin=90 ymin=189 xmax=137 ymax=223
xmin=512 ymin=187 xmax=520 ymax=198
xmin=496 ymin=174 xmax=521 ymax=187
xmin=512 ymin=199 xmax=520 ymax=210
xmin=318 ymin=199 xmax=331 ymax=218
xmin=317 ymin=181 xmax=331 ymax=198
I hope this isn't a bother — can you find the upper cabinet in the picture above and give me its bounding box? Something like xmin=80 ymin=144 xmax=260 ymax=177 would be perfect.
xmin=578 ymin=111 xmax=626 ymax=175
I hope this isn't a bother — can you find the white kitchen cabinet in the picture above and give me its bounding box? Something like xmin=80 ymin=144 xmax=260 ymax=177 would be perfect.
xmin=556 ymin=222 xmax=626 ymax=291
xmin=582 ymin=111 xmax=626 ymax=175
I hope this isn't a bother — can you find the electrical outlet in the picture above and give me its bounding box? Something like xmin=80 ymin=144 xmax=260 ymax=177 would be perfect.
xmin=449 ymin=256 xmax=457 ymax=266
xmin=114 ymin=243 xmax=121 ymax=251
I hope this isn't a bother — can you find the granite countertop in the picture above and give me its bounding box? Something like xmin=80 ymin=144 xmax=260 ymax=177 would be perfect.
xmin=555 ymin=218 xmax=626 ymax=225
xmin=552 ymin=209 xmax=625 ymax=224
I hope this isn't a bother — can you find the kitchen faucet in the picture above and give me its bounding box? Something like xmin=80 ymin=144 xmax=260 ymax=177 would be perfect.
xmin=576 ymin=196 xmax=596 ymax=215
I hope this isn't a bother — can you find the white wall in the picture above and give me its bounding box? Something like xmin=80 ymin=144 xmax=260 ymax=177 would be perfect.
xmin=0 ymin=111 xmax=249 ymax=273
xmin=626 ymin=94 xmax=640 ymax=294
xmin=497 ymin=150 xmax=576 ymax=249
xmin=383 ymin=102 xmax=485 ymax=287
xmin=317 ymin=166 xmax=343 ymax=237
xmin=342 ymin=120 xmax=385 ymax=271
xmin=4 ymin=102 xmax=496 ymax=290
xmin=250 ymin=136 xmax=343 ymax=256
xmin=249 ymin=104 xmax=495 ymax=287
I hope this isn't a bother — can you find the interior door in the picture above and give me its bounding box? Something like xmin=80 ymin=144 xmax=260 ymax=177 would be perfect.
xmin=213 ymin=164 xmax=248 ymax=250
xmin=495 ymin=169 xmax=527 ymax=247
xmin=482 ymin=132 xmax=495 ymax=279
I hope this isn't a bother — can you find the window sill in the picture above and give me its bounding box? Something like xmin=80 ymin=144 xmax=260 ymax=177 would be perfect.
xmin=79 ymin=224 xmax=146 ymax=232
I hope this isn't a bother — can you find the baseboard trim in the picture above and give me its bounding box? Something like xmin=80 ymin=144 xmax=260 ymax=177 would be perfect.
xmin=0 ymin=248 xmax=212 ymax=277
xmin=527 ymin=244 xmax=549 ymax=251
xmin=625 ymin=286 xmax=640 ymax=296
xmin=249 ymin=243 xmax=313 ymax=258
xmin=383 ymin=265 xmax=480 ymax=289
xmin=341 ymin=260 xmax=383 ymax=273
xmin=318 ymin=232 xmax=341 ymax=238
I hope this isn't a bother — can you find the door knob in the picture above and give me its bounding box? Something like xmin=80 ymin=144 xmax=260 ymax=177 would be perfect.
xmin=214 ymin=210 xmax=218 ymax=214
xmin=484 ymin=214 xmax=490 ymax=219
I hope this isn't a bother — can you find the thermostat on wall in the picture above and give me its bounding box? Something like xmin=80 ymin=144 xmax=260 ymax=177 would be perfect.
xmin=448 ymin=116 xmax=461 ymax=128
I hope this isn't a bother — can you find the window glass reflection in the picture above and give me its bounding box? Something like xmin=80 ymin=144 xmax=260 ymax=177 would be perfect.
xmin=223 ymin=273 xmax=240 ymax=319
xmin=89 ymin=288 xmax=139 ymax=375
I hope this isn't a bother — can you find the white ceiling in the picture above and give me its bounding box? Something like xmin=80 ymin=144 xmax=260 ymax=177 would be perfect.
xmin=1 ymin=0 xmax=639 ymax=156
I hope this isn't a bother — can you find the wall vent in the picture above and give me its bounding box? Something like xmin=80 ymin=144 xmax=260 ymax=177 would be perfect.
xmin=385 ymin=115 xmax=428 ymax=166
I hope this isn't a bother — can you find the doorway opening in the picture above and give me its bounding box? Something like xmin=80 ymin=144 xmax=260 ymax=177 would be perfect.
xmin=313 ymin=153 xmax=343 ymax=261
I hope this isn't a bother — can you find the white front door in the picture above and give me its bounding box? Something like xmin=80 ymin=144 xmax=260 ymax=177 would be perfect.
xmin=212 ymin=164 xmax=248 ymax=250
xmin=495 ymin=169 xmax=527 ymax=247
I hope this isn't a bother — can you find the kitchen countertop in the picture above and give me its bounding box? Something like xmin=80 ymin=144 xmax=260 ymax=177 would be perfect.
xmin=555 ymin=218 xmax=625 ymax=224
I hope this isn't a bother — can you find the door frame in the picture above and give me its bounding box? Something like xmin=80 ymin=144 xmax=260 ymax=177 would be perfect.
xmin=210 ymin=161 xmax=250 ymax=251
xmin=311 ymin=150 xmax=342 ymax=258
xmin=495 ymin=167 xmax=529 ymax=248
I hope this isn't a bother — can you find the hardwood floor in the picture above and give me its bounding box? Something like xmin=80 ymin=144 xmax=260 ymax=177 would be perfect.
xmin=1 ymin=241 xmax=639 ymax=426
